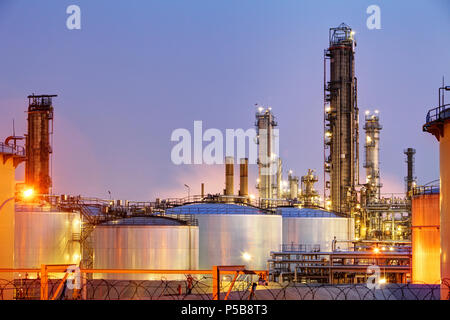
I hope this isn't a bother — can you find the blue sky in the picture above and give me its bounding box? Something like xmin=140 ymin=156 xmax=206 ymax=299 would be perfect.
xmin=0 ymin=0 xmax=449 ymax=200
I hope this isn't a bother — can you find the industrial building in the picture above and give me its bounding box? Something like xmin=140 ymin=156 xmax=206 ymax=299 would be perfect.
xmin=0 ymin=23 xmax=449 ymax=300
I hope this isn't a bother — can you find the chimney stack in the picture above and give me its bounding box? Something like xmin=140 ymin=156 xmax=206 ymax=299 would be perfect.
xmin=239 ymin=158 xmax=248 ymax=198
xmin=225 ymin=156 xmax=234 ymax=196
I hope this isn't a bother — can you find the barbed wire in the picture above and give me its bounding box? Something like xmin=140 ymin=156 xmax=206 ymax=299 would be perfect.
xmin=0 ymin=276 xmax=448 ymax=300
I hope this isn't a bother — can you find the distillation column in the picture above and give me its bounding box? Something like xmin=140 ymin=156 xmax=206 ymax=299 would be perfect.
xmin=324 ymin=23 xmax=359 ymax=215
xmin=25 ymin=94 xmax=57 ymax=195
xmin=255 ymin=106 xmax=279 ymax=203
xmin=287 ymin=170 xmax=299 ymax=200
xmin=364 ymin=110 xmax=382 ymax=202
xmin=423 ymin=84 xmax=450 ymax=299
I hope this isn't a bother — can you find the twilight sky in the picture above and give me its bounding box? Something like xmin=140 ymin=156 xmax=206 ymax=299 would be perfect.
xmin=0 ymin=0 xmax=449 ymax=201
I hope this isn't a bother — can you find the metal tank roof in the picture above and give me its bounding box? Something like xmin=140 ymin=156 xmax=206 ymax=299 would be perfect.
xmin=277 ymin=207 xmax=344 ymax=218
xmin=165 ymin=203 xmax=268 ymax=215
xmin=100 ymin=216 xmax=186 ymax=226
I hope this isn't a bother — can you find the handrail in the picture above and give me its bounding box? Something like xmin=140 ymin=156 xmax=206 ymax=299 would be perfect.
xmin=0 ymin=142 xmax=25 ymax=156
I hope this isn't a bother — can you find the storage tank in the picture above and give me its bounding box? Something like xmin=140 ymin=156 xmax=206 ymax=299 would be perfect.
xmin=166 ymin=203 xmax=282 ymax=270
xmin=411 ymin=186 xmax=440 ymax=284
xmin=92 ymin=216 xmax=199 ymax=280
xmin=279 ymin=207 xmax=354 ymax=251
xmin=14 ymin=206 xmax=81 ymax=271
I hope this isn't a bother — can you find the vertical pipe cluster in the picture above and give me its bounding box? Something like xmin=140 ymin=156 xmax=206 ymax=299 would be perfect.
xmin=324 ymin=23 xmax=358 ymax=215
xmin=25 ymin=95 xmax=56 ymax=195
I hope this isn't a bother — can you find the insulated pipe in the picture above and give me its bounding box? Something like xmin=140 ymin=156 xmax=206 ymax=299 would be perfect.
xmin=225 ymin=156 xmax=234 ymax=196
xmin=239 ymin=158 xmax=248 ymax=197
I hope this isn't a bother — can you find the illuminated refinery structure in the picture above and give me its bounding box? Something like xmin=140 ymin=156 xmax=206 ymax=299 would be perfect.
xmin=2 ymin=23 xmax=450 ymax=298
xmin=255 ymin=106 xmax=280 ymax=204
xmin=324 ymin=23 xmax=359 ymax=216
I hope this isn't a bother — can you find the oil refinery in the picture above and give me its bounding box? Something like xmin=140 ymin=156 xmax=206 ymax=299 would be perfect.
xmin=0 ymin=20 xmax=449 ymax=302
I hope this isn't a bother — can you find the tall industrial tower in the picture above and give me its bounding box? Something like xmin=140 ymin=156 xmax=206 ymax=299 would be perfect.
xmin=364 ymin=110 xmax=382 ymax=202
xmin=255 ymin=106 xmax=279 ymax=202
xmin=404 ymin=148 xmax=416 ymax=199
xmin=324 ymin=23 xmax=359 ymax=215
xmin=25 ymin=94 xmax=56 ymax=195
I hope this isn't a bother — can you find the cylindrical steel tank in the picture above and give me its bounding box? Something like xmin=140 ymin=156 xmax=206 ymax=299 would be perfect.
xmin=411 ymin=187 xmax=440 ymax=284
xmin=423 ymin=93 xmax=450 ymax=299
xmin=91 ymin=216 xmax=199 ymax=280
xmin=279 ymin=208 xmax=354 ymax=251
xmin=14 ymin=207 xmax=81 ymax=271
xmin=166 ymin=203 xmax=282 ymax=270
xmin=441 ymin=121 xmax=450 ymax=296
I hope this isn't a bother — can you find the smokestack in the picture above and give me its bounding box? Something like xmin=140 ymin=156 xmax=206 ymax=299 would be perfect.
xmin=201 ymin=183 xmax=205 ymax=199
xmin=225 ymin=156 xmax=234 ymax=196
xmin=239 ymin=158 xmax=248 ymax=197
xmin=404 ymin=148 xmax=416 ymax=199
xmin=25 ymin=94 xmax=57 ymax=195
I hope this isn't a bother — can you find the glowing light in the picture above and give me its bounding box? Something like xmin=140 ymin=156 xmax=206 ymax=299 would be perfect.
xmin=242 ymin=252 xmax=252 ymax=262
xmin=249 ymin=194 xmax=256 ymax=200
xmin=73 ymin=218 xmax=81 ymax=228
xmin=389 ymin=247 xmax=394 ymax=251
xmin=381 ymin=247 xmax=387 ymax=251
xmin=365 ymin=110 xmax=370 ymax=115
xmin=325 ymin=105 xmax=331 ymax=113
xmin=366 ymin=136 xmax=372 ymax=143
xmin=373 ymin=247 xmax=380 ymax=254
xmin=258 ymin=107 xmax=263 ymax=113
xmin=375 ymin=110 xmax=379 ymax=114
xmin=325 ymin=131 xmax=332 ymax=138
xmin=72 ymin=253 xmax=80 ymax=261
xmin=378 ymin=278 xmax=387 ymax=285
xmin=22 ymin=188 xmax=34 ymax=199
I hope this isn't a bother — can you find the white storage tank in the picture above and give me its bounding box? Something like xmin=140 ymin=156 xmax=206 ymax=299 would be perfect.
xmin=279 ymin=207 xmax=354 ymax=251
xmin=14 ymin=206 xmax=81 ymax=271
xmin=92 ymin=216 xmax=199 ymax=280
xmin=166 ymin=203 xmax=282 ymax=270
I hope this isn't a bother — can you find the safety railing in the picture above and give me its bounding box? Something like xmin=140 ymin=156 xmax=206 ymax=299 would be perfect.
xmin=0 ymin=142 xmax=25 ymax=156
xmin=425 ymin=103 xmax=450 ymax=125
